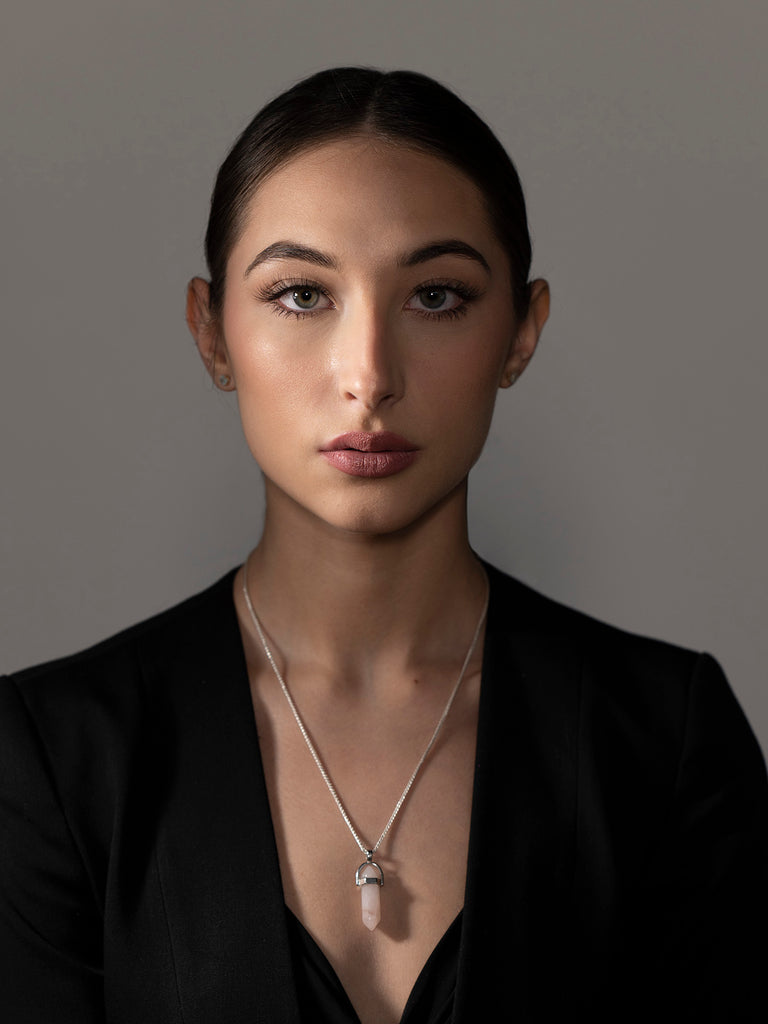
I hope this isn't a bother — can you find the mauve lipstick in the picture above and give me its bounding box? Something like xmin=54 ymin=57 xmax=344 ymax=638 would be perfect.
xmin=320 ymin=432 xmax=418 ymax=478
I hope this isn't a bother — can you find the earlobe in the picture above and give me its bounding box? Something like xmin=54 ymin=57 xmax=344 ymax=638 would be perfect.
xmin=186 ymin=277 xmax=234 ymax=389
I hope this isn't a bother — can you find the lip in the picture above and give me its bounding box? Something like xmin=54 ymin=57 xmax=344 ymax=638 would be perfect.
xmin=320 ymin=432 xmax=419 ymax=478
xmin=321 ymin=432 xmax=418 ymax=453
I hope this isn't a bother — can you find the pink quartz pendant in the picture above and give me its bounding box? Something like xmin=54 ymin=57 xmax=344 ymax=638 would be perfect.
xmin=355 ymin=853 xmax=384 ymax=931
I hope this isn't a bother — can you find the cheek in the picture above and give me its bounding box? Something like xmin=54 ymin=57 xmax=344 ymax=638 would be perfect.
xmin=234 ymin=361 xmax=318 ymax=454
xmin=411 ymin=354 xmax=503 ymax=475
xmin=421 ymin=332 xmax=510 ymax=456
xmin=415 ymin=327 xmax=509 ymax=408
xmin=223 ymin=308 xmax=326 ymax=411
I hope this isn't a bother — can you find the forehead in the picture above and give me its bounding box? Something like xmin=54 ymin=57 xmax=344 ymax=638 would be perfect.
xmin=230 ymin=137 xmax=504 ymax=271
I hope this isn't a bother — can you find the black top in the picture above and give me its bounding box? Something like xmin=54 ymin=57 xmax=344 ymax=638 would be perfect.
xmin=2 ymin=562 xmax=767 ymax=1022
xmin=286 ymin=907 xmax=462 ymax=1024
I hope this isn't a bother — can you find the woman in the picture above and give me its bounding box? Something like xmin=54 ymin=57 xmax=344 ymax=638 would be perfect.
xmin=1 ymin=68 xmax=766 ymax=1024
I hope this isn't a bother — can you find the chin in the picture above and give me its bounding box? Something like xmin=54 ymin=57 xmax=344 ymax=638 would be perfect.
xmin=317 ymin=481 xmax=468 ymax=539
xmin=263 ymin=467 xmax=469 ymax=540
xmin=318 ymin=502 xmax=425 ymax=539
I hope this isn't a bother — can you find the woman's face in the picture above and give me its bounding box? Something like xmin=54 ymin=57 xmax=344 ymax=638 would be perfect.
xmin=190 ymin=137 xmax=548 ymax=537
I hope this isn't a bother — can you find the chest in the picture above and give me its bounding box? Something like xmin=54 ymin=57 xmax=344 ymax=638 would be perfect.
xmin=249 ymin=669 xmax=480 ymax=1023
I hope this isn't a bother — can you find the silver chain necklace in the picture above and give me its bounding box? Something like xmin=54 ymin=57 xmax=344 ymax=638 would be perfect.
xmin=241 ymin=565 xmax=489 ymax=931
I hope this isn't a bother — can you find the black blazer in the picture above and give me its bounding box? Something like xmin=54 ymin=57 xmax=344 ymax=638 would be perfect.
xmin=2 ymin=563 xmax=767 ymax=1022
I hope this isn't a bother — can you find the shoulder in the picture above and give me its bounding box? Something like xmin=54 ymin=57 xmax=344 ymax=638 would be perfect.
xmin=1 ymin=569 xmax=241 ymax=791
xmin=4 ymin=568 xmax=238 ymax=704
xmin=481 ymin=560 xmax=762 ymax=762
xmin=0 ymin=568 xmax=243 ymax=864
xmin=482 ymin=562 xmax=768 ymax=881
xmin=484 ymin=558 xmax=700 ymax=675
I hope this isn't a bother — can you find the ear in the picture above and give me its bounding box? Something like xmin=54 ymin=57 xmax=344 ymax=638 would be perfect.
xmin=499 ymin=278 xmax=550 ymax=388
xmin=186 ymin=277 xmax=235 ymax=390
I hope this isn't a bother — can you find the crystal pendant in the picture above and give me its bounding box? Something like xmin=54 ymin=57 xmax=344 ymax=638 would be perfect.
xmin=355 ymin=852 xmax=384 ymax=931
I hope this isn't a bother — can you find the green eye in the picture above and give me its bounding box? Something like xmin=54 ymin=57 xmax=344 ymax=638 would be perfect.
xmin=263 ymin=280 xmax=332 ymax=318
xmin=291 ymin=287 xmax=321 ymax=309
xmin=419 ymin=288 xmax=448 ymax=310
xmin=404 ymin=283 xmax=475 ymax=319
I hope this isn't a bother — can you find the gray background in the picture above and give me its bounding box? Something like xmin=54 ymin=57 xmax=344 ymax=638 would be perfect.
xmin=2 ymin=1 xmax=766 ymax=754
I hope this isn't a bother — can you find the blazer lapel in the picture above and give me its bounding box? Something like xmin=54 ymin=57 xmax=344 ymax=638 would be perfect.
xmin=454 ymin=564 xmax=582 ymax=1019
xmin=137 ymin=571 xmax=302 ymax=1024
xmin=132 ymin=564 xmax=582 ymax=1021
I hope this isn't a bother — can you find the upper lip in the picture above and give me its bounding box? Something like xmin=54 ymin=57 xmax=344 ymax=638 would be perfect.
xmin=321 ymin=431 xmax=418 ymax=452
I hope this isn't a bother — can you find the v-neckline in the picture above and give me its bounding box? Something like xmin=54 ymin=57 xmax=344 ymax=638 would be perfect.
xmin=148 ymin=562 xmax=581 ymax=1021
xmin=235 ymin=567 xmax=482 ymax=1022
xmin=284 ymin=904 xmax=463 ymax=1024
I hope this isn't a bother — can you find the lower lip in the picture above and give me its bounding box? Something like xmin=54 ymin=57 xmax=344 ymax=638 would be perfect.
xmin=321 ymin=449 xmax=418 ymax=478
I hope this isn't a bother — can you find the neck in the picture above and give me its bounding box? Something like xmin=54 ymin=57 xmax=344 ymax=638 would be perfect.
xmin=239 ymin=482 xmax=487 ymax=693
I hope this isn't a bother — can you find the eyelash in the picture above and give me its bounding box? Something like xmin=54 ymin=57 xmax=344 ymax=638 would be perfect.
xmin=407 ymin=279 xmax=481 ymax=321
xmin=257 ymin=278 xmax=482 ymax=321
xmin=258 ymin=278 xmax=333 ymax=320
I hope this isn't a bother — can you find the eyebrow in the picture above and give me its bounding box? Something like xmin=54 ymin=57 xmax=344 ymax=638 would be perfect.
xmin=244 ymin=242 xmax=338 ymax=277
xmin=398 ymin=239 xmax=491 ymax=274
xmin=243 ymin=237 xmax=491 ymax=278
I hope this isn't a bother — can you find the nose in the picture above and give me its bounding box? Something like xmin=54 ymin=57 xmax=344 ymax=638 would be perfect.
xmin=335 ymin=304 xmax=404 ymax=412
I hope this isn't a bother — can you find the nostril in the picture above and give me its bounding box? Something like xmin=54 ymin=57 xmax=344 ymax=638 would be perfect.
xmin=336 ymin=344 xmax=403 ymax=408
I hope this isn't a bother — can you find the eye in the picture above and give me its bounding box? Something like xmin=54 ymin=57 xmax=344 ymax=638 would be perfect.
xmin=404 ymin=281 xmax=480 ymax=320
xmin=258 ymin=279 xmax=335 ymax=319
xmin=407 ymin=287 xmax=460 ymax=313
xmin=278 ymin=286 xmax=331 ymax=313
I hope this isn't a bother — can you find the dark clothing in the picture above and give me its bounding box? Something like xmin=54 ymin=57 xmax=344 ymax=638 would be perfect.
xmin=286 ymin=907 xmax=461 ymax=1024
xmin=1 ymin=562 xmax=767 ymax=1022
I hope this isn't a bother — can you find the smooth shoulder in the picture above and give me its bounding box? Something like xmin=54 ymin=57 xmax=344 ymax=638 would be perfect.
xmin=4 ymin=568 xmax=239 ymax=701
xmin=484 ymin=559 xmax=702 ymax=671
xmin=483 ymin=562 xmax=768 ymax=872
xmin=480 ymin=560 xmax=760 ymax=757
xmin=0 ymin=568 xmax=245 ymax=850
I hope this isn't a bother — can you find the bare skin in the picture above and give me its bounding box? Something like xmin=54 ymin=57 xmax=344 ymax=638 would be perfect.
xmin=187 ymin=136 xmax=549 ymax=1023
xmin=233 ymin=533 xmax=485 ymax=1023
